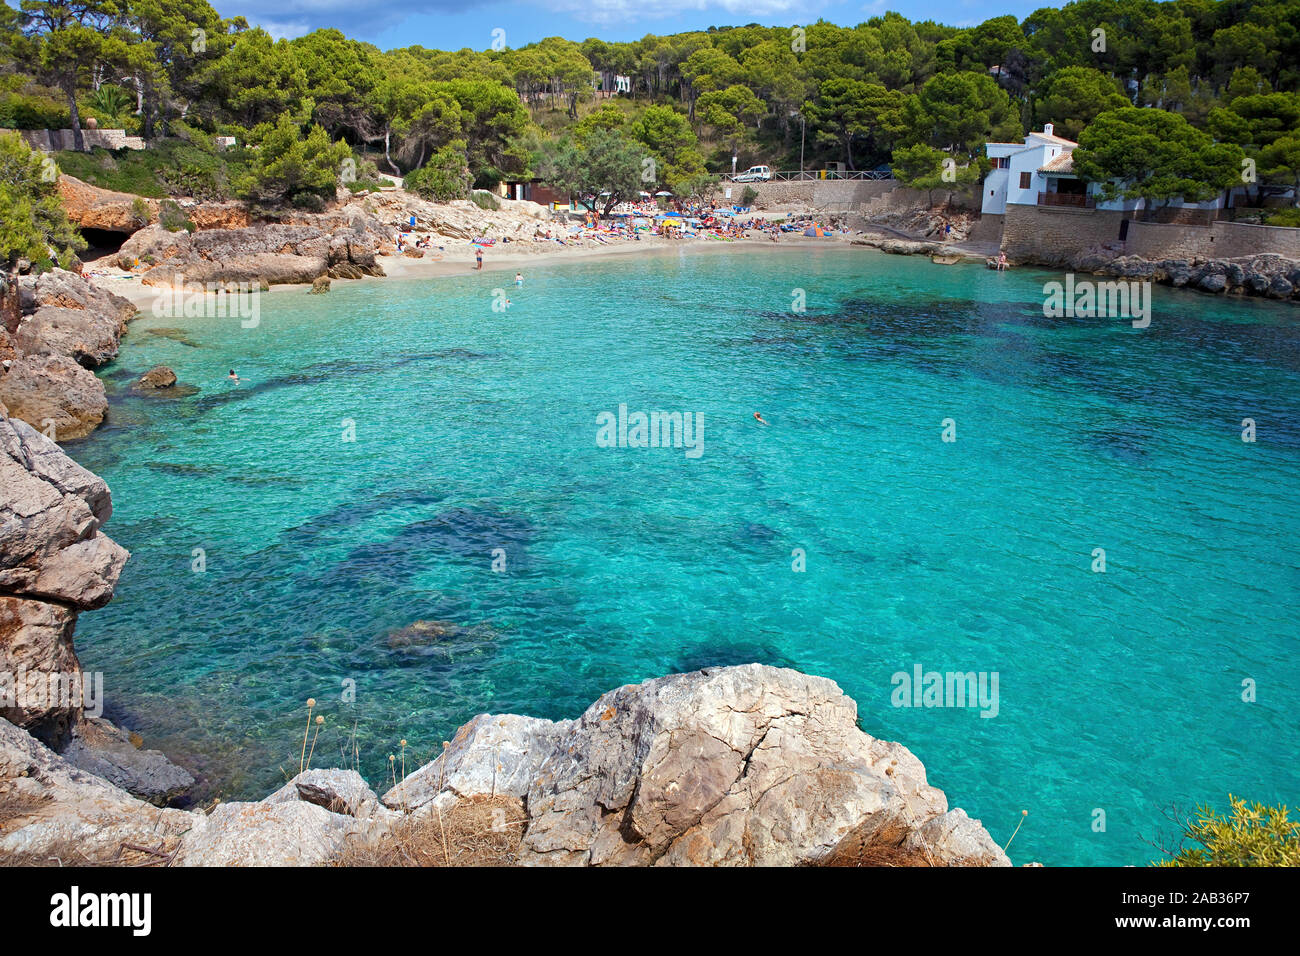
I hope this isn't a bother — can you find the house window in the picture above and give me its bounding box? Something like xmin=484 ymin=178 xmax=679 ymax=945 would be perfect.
xmin=1019 ymin=172 xmax=1032 ymax=189
xmin=996 ymin=157 xmax=1010 ymax=169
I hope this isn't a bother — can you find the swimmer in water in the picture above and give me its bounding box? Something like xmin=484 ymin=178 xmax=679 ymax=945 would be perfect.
xmin=515 ymin=272 xmax=524 ymax=286
xmin=228 ymin=370 xmax=239 ymax=382
xmin=753 ymin=412 xmax=768 ymax=426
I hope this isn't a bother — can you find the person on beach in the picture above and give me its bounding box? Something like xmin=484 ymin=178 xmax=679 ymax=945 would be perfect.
xmin=997 ymin=251 xmax=1008 ymax=271
xmin=476 ymin=247 xmax=483 ymax=270
xmin=753 ymin=412 xmax=769 ymax=426
xmin=228 ymin=370 xmax=240 ymax=382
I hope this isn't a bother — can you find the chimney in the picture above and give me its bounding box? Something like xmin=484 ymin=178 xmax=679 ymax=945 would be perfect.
xmin=1043 ymin=122 xmax=1054 ymax=136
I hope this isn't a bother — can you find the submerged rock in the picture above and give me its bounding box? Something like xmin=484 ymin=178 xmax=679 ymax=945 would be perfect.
xmin=134 ymin=365 xmax=177 ymax=389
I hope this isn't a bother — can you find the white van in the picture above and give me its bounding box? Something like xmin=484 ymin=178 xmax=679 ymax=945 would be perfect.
xmin=733 ymin=165 xmax=772 ymax=182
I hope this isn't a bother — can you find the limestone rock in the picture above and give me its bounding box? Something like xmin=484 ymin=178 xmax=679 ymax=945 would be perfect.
xmin=0 ymin=270 xmax=135 ymax=439
xmin=902 ymin=808 xmax=1009 ymax=866
xmin=384 ymin=713 xmax=567 ymax=812
xmin=134 ymin=365 xmax=177 ymax=389
xmin=382 ymin=665 xmax=1010 ymax=867
xmin=0 ymin=414 xmax=128 ymax=609
xmin=310 ymin=276 xmax=331 ymax=294
xmin=57 ymin=175 xmax=155 ymax=234
xmin=0 ymin=597 xmax=80 ymax=745
xmin=1197 ymin=271 xmax=1227 ymax=293
xmin=1267 ymin=274 xmax=1293 ymax=299
xmin=0 ymin=717 xmax=194 ymax=864
xmin=60 ymin=717 xmax=194 ymax=806
xmin=173 ymin=801 xmax=359 ymax=866
xmin=0 ymin=353 xmax=107 ymax=440
xmin=0 ymin=412 xmax=128 ymax=746
xmin=267 ymin=769 xmax=380 ymax=817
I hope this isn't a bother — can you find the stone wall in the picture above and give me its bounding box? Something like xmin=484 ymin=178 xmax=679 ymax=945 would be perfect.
xmin=967 ymin=213 xmax=1004 ymax=244
xmin=1 ymin=128 xmax=147 ymax=151
xmin=1124 ymin=220 xmax=1300 ymax=260
xmin=726 ymin=179 xmax=898 ymax=211
xmin=1001 ymin=203 xmax=1130 ymax=264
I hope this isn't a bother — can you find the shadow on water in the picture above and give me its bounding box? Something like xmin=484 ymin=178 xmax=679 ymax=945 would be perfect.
xmin=191 ymin=349 xmax=501 ymax=412
xmin=673 ymin=641 xmax=800 ymax=674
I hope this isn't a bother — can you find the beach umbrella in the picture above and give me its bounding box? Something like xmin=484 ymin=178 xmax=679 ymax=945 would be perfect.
xmin=638 ymin=191 xmax=651 ymax=197
xmin=655 ymin=191 xmax=673 ymax=196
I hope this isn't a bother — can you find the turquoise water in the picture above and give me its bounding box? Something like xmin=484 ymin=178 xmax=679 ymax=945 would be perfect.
xmin=71 ymin=247 xmax=1299 ymax=866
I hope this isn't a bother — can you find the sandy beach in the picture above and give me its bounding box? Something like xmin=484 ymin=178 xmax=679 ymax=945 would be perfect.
xmin=93 ymin=232 xmax=862 ymax=308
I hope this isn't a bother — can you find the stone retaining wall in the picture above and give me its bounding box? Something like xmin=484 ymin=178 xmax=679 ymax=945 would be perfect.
xmin=2 ymin=128 xmax=147 ymax=151
xmin=1124 ymin=220 xmax=1300 ymax=260
xmin=726 ymin=179 xmax=897 ymax=210
xmin=1001 ymin=203 xmax=1130 ymax=264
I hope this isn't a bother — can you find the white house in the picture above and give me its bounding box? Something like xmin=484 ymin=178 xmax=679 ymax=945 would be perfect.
xmin=982 ymin=122 xmax=1273 ymax=219
xmin=981 ymin=123 xmax=1085 ymax=214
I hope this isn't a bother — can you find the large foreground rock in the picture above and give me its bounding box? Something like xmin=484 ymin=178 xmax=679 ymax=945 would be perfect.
xmin=0 ymin=411 xmax=128 ymax=746
xmin=0 ymin=717 xmax=193 ymax=864
xmin=384 ymin=664 xmax=1010 ymax=867
xmin=1 ymin=666 xmax=1009 ymax=866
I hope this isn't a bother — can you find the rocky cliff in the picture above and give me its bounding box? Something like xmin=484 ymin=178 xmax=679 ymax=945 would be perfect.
xmin=0 ymin=407 xmax=125 ymax=747
xmin=0 ymin=270 xmax=136 ymax=440
xmin=2 ymin=659 xmax=1011 ymax=866
xmin=0 ymin=406 xmax=193 ymax=803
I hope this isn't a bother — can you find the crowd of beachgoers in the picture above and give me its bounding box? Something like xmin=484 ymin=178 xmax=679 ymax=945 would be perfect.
xmin=391 ymin=199 xmax=855 ymax=258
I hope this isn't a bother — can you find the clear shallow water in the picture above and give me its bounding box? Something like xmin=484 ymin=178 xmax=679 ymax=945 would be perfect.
xmin=71 ymin=247 xmax=1298 ymax=866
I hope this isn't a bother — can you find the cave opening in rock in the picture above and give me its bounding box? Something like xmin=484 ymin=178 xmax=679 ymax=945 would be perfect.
xmin=78 ymin=228 xmax=131 ymax=263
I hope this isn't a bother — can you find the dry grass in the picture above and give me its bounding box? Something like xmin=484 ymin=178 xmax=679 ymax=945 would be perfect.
xmin=0 ymin=835 xmax=181 ymax=867
xmin=337 ymin=795 xmax=527 ymax=867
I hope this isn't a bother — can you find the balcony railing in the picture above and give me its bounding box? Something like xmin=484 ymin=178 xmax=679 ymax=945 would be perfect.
xmin=1037 ymin=191 xmax=1094 ymax=208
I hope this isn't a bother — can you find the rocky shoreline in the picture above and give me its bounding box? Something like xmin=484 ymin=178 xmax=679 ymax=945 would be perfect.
xmin=852 ymin=234 xmax=1300 ymax=301
xmin=2 ymin=662 xmax=1011 ymax=866
xmin=0 ymin=270 xmax=137 ymax=440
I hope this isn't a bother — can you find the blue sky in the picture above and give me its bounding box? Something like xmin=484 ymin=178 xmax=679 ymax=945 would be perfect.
xmin=215 ymin=0 xmax=1051 ymax=49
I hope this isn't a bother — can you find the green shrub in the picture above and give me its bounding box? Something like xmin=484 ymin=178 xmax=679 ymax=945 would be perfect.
xmin=741 ymin=185 xmax=759 ymax=205
xmin=0 ymin=76 xmax=70 ymax=130
xmin=1264 ymin=208 xmax=1300 ymax=227
xmin=158 ymin=199 xmax=195 ymax=233
xmin=470 ymin=189 xmax=500 ymax=210
xmin=0 ymin=132 xmax=85 ymax=270
xmin=404 ymin=140 xmax=473 ymax=202
xmin=236 ymin=116 xmax=350 ymax=207
xmin=1158 ymin=796 xmax=1300 ymax=867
